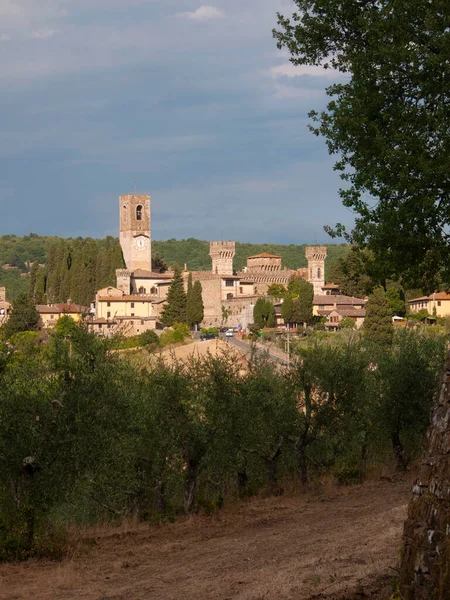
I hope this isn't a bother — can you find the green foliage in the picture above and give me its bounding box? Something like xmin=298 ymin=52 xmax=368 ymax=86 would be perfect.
xmin=161 ymin=268 xmax=187 ymax=327
xmin=281 ymin=296 xmax=293 ymax=323
xmin=363 ymin=287 xmax=394 ymax=347
xmin=340 ymin=317 xmax=356 ymax=330
xmin=186 ymin=275 xmax=204 ymax=328
xmin=267 ymin=283 xmax=287 ymax=299
xmin=290 ymin=280 xmax=314 ymax=325
xmin=386 ymin=286 xmax=406 ymax=317
xmin=274 ymin=0 xmax=450 ymax=290
xmin=253 ymin=298 xmax=275 ymax=329
xmin=328 ymin=248 xmax=379 ymax=298
xmin=2 ymin=293 xmax=40 ymax=338
xmin=139 ymin=330 xmax=160 ymax=347
xmin=0 ymin=327 xmax=445 ymax=558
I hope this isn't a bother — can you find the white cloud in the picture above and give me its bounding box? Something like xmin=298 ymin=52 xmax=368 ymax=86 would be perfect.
xmin=177 ymin=5 xmax=224 ymax=21
xmin=271 ymin=63 xmax=338 ymax=79
xmin=31 ymin=28 xmax=59 ymax=39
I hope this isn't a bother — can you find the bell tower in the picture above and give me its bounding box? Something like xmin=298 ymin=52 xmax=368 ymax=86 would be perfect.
xmin=306 ymin=246 xmax=327 ymax=295
xmin=209 ymin=241 xmax=235 ymax=275
xmin=119 ymin=194 xmax=152 ymax=272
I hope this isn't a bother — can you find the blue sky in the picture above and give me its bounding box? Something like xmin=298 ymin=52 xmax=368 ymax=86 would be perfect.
xmin=0 ymin=0 xmax=354 ymax=244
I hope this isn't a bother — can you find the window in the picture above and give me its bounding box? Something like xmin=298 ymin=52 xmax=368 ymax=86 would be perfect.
xmin=227 ymin=293 xmax=233 ymax=299
xmin=317 ymin=267 xmax=321 ymax=279
xmin=107 ymin=311 xmax=111 ymax=318
xmin=438 ymin=301 xmax=442 ymax=306
xmin=131 ymin=313 xmax=135 ymax=317
xmin=131 ymin=302 xmax=135 ymax=308
xmin=107 ymin=302 xmax=110 ymax=307
xmin=141 ymin=320 xmax=144 ymax=325
xmin=139 ymin=286 xmax=146 ymax=294
xmin=151 ymin=286 xmax=157 ymax=294
xmin=136 ymin=205 xmax=142 ymax=220
xmin=239 ymin=287 xmax=243 ymax=294
xmin=225 ymin=279 xmax=234 ymax=287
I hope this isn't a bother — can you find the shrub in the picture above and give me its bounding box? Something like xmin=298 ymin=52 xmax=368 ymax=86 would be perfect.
xmin=138 ymin=330 xmax=160 ymax=347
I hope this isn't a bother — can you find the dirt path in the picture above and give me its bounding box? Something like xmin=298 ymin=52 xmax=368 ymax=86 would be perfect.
xmin=0 ymin=478 xmax=410 ymax=600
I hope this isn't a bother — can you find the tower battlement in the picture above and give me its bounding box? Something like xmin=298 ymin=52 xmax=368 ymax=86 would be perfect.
xmin=209 ymin=241 xmax=235 ymax=275
xmin=305 ymin=246 xmax=327 ymax=262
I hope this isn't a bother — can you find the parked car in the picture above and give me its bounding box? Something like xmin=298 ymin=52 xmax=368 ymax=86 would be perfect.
xmin=225 ymin=328 xmax=234 ymax=337
xmin=200 ymin=332 xmax=217 ymax=341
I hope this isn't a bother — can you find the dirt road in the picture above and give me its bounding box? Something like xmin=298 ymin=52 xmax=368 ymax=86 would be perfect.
xmin=0 ymin=478 xmax=410 ymax=600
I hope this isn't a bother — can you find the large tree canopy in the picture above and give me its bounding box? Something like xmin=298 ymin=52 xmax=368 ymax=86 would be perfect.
xmin=274 ymin=0 xmax=450 ymax=290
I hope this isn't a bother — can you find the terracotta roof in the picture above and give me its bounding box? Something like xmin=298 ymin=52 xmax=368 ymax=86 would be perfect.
xmin=247 ymin=253 xmax=282 ymax=259
xmin=56 ymin=303 xmax=88 ymax=313
xmin=97 ymin=295 xmax=157 ymax=302
xmin=322 ymin=283 xmax=340 ymax=289
xmin=132 ymin=269 xmax=174 ymax=279
xmin=314 ymin=295 xmax=365 ymax=305
xmin=36 ymin=305 xmax=61 ymax=314
xmin=409 ymin=292 xmax=450 ymax=303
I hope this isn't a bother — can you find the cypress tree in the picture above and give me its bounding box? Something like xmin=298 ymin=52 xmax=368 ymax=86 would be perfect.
xmin=363 ymin=286 xmax=394 ymax=346
xmin=3 ymin=293 xmax=40 ymax=337
xmin=281 ymin=296 xmax=293 ymax=324
xmin=161 ymin=268 xmax=187 ymax=327
xmin=186 ymin=273 xmax=195 ymax=328
xmin=296 ymin=280 xmax=314 ymax=325
xmin=34 ymin=267 xmax=46 ymax=304
xmin=192 ymin=280 xmax=204 ymax=327
xmin=28 ymin=262 xmax=39 ymax=302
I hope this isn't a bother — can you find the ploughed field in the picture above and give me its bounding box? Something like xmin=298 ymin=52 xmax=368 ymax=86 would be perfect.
xmin=0 ymin=478 xmax=410 ymax=600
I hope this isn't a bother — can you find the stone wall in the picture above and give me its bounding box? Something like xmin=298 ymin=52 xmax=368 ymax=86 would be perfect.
xmin=401 ymin=353 xmax=450 ymax=599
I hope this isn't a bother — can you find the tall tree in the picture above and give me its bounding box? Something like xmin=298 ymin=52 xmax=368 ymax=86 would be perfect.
xmin=274 ymin=0 xmax=450 ymax=290
xmin=186 ymin=274 xmax=203 ymax=329
xmin=296 ymin=280 xmax=314 ymax=325
xmin=2 ymin=293 xmax=40 ymax=338
xmin=281 ymin=296 xmax=293 ymax=324
xmin=28 ymin=262 xmax=40 ymax=303
xmin=363 ymin=286 xmax=393 ymax=347
xmin=253 ymin=298 xmax=275 ymax=329
xmin=161 ymin=268 xmax=187 ymax=327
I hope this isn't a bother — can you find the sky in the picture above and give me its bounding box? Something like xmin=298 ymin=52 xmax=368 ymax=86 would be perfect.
xmin=0 ymin=0 xmax=355 ymax=244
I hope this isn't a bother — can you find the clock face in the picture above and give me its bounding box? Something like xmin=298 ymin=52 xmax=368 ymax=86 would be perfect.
xmin=134 ymin=236 xmax=148 ymax=250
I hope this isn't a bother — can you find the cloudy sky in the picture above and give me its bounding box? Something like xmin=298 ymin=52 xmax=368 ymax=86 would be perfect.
xmin=0 ymin=0 xmax=354 ymax=243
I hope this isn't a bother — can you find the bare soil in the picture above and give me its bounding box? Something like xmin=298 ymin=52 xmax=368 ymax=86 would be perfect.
xmin=0 ymin=478 xmax=410 ymax=600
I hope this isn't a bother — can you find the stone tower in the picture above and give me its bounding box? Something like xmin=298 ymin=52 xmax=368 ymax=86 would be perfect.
xmin=119 ymin=194 xmax=152 ymax=272
xmin=305 ymin=246 xmax=327 ymax=295
xmin=209 ymin=241 xmax=235 ymax=275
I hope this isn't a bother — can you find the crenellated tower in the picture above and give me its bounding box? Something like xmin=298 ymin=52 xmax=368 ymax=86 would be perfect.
xmin=306 ymin=246 xmax=327 ymax=295
xmin=119 ymin=194 xmax=152 ymax=272
xmin=209 ymin=241 xmax=235 ymax=275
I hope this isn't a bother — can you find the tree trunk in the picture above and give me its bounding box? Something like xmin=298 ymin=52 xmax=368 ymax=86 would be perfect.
xmin=296 ymin=444 xmax=308 ymax=490
xmin=183 ymin=459 xmax=199 ymax=515
xmin=401 ymin=352 xmax=450 ymax=598
xmin=236 ymin=454 xmax=248 ymax=496
xmin=392 ymin=429 xmax=407 ymax=472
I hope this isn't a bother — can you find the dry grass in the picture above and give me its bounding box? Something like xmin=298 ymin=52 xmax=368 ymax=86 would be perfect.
xmin=0 ymin=476 xmax=411 ymax=600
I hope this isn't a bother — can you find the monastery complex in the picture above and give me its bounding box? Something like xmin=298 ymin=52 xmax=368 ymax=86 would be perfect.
xmin=88 ymin=193 xmax=339 ymax=335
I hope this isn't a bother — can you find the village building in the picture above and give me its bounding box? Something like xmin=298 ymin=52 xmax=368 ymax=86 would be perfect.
xmin=408 ymin=291 xmax=450 ymax=317
xmin=88 ymin=192 xmax=344 ymax=334
xmin=36 ymin=301 xmax=88 ymax=330
xmin=0 ymin=287 xmax=11 ymax=327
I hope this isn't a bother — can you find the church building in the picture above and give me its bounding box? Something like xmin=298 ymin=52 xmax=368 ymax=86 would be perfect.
xmin=93 ymin=192 xmax=332 ymax=334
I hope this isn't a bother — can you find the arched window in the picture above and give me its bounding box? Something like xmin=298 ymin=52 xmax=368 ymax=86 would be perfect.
xmin=151 ymin=286 xmax=157 ymax=295
xmin=317 ymin=267 xmax=321 ymax=279
xmin=139 ymin=286 xmax=146 ymax=294
xmin=136 ymin=205 xmax=142 ymax=220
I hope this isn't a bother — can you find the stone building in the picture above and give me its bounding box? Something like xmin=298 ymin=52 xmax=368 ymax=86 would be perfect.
xmin=91 ymin=192 xmax=337 ymax=333
xmin=0 ymin=287 xmax=11 ymax=326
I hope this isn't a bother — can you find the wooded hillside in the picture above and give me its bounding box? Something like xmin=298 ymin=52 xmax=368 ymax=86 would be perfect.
xmin=0 ymin=234 xmax=349 ymax=304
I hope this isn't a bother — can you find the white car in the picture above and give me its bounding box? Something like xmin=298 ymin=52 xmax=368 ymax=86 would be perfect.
xmin=225 ymin=328 xmax=234 ymax=337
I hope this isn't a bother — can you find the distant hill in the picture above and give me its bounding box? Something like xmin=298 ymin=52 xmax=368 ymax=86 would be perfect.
xmin=0 ymin=234 xmax=350 ymax=302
